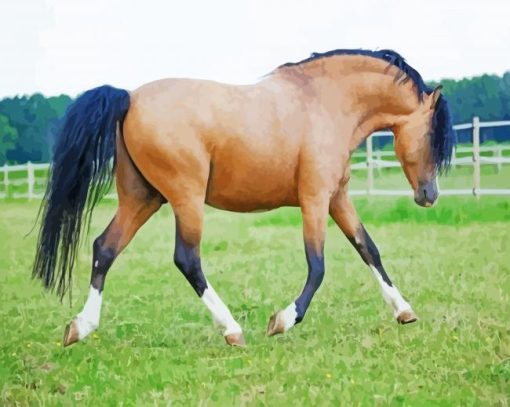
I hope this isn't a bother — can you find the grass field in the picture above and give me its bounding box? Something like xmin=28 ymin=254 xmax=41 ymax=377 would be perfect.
xmin=1 ymin=197 xmax=509 ymax=405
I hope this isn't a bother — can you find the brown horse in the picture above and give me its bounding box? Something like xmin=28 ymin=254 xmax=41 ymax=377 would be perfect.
xmin=33 ymin=49 xmax=455 ymax=347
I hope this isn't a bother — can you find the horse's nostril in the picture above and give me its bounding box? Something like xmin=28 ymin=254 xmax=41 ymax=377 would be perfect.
xmin=423 ymin=189 xmax=428 ymax=200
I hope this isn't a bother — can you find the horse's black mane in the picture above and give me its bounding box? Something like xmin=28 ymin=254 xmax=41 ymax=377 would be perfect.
xmin=280 ymin=49 xmax=431 ymax=98
xmin=280 ymin=48 xmax=456 ymax=173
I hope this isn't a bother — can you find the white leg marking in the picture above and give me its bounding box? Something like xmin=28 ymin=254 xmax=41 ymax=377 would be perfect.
xmin=201 ymin=281 xmax=242 ymax=336
xmin=75 ymin=286 xmax=102 ymax=339
xmin=369 ymin=266 xmax=412 ymax=317
xmin=281 ymin=303 xmax=298 ymax=332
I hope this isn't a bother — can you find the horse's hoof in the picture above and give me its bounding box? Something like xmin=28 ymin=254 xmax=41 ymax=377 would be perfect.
xmin=396 ymin=309 xmax=418 ymax=325
xmin=267 ymin=311 xmax=285 ymax=336
xmin=63 ymin=320 xmax=80 ymax=347
xmin=225 ymin=333 xmax=246 ymax=347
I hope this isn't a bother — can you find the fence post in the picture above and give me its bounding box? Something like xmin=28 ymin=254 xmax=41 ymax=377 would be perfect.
xmin=27 ymin=161 xmax=35 ymax=200
xmin=2 ymin=164 xmax=8 ymax=198
xmin=366 ymin=136 xmax=374 ymax=195
xmin=375 ymin=150 xmax=382 ymax=174
xmin=496 ymin=146 xmax=502 ymax=173
xmin=472 ymin=116 xmax=480 ymax=198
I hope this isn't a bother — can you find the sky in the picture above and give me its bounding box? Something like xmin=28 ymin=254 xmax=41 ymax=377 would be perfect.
xmin=1 ymin=0 xmax=509 ymax=98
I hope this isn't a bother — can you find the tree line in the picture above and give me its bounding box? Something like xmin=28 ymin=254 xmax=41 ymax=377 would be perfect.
xmin=0 ymin=72 xmax=509 ymax=165
xmin=0 ymin=94 xmax=72 ymax=164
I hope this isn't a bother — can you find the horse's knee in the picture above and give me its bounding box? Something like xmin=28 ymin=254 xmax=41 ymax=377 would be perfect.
xmin=348 ymin=225 xmax=382 ymax=267
xmin=305 ymin=248 xmax=325 ymax=286
xmin=357 ymin=241 xmax=381 ymax=266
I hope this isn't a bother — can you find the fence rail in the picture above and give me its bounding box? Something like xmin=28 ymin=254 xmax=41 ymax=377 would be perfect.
xmin=1 ymin=117 xmax=509 ymax=200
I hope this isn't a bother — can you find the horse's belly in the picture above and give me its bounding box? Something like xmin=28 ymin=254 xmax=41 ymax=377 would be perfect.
xmin=205 ymin=161 xmax=299 ymax=212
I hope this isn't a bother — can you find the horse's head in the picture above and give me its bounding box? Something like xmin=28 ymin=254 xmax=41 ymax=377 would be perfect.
xmin=392 ymin=85 xmax=456 ymax=207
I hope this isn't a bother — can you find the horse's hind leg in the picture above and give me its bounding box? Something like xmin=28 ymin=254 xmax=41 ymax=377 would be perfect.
xmin=329 ymin=187 xmax=417 ymax=324
xmin=136 ymin=152 xmax=244 ymax=346
xmin=170 ymin=196 xmax=244 ymax=346
xmin=63 ymin=136 xmax=163 ymax=346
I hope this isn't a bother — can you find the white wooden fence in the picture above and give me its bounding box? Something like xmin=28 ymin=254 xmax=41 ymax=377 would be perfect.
xmin=1 ymin=117 xmax=509 ymax=200
xmin=1 ymin=161 xmax=49 ymax=200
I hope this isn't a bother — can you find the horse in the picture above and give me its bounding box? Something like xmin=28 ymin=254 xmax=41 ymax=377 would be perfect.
xmin=32 ymin=49 xmax=455 ymax=347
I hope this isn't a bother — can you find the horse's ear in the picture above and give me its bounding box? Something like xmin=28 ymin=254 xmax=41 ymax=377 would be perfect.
xmin=430 ymin=85 xmax=443 ymax=109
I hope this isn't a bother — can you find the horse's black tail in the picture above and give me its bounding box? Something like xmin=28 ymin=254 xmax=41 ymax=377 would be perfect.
xmin=33 ymin=85 xmax=130 ymax=300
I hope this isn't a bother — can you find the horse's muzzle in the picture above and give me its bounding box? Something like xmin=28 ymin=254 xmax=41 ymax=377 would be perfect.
xmin=414 ymin=179 xmax=439 ymax=207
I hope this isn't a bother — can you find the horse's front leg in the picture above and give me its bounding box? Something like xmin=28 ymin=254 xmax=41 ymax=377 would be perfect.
xmin=267 ymin=192 xmax=329 ymax=336
xmin=329 ymin=188 xmax=417 ymax=323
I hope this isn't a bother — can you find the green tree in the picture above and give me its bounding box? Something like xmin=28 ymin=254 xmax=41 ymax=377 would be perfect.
xmin=0 ymin=93 xmax=72 ymax=163
xmin=0 ymin=114 xmax=18 ymax=164
xmin=430 ymin=72 xmax=510 ymax=123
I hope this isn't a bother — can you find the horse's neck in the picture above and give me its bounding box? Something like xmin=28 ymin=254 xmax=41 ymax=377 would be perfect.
xmin=277 ymin=56 xmax=421 ymax=151
xmin=347 ymin=77 xmax=419 ymax=151
xmin=318 ymin=57 xmax=420 ymax=150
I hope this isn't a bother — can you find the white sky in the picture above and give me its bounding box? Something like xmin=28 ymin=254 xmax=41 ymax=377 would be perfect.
xmin=1 ymin=0 xmax=509 ymax=98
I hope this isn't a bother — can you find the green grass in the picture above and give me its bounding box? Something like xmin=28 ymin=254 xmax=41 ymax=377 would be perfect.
xmin=1 ymin=197 xmax=509 ymax=405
